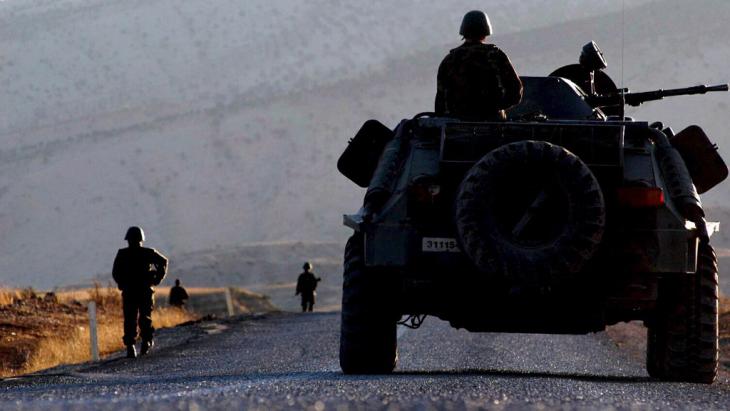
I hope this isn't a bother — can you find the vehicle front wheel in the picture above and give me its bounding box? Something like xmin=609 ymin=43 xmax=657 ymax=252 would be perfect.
xmin=646 ymin=241 xmax=719 ymax=383
xmin=339 ymin=233 xmax=398 ymax=374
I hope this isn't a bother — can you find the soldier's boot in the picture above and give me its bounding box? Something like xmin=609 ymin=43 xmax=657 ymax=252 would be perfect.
xmin=140 ymin=340 xmax=154 ymax=356
xmin=126 ymin=345 xmax=137 ymax=359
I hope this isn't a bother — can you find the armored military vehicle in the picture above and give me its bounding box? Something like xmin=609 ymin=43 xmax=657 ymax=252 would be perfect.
xmin=336 ymin=58 xmax=728 ymax=383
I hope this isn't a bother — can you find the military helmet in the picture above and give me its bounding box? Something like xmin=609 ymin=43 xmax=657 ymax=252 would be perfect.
xmin=579 ymin=41 xmax=607 ymax=71
xmin=459 ymin=10 xmax=492 ymax=39
xmin=124 ymin=226 xmax=145 ymax=242
xmin=303 ymin=262 xmax=312 ymax=271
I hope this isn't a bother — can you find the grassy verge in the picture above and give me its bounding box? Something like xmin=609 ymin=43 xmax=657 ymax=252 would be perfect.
xmin=0 ymin=285 xmax=276 ymax=378
xmin=0 ymin=286 xmax=197 ymax=378
xmin=22 ymin=306 xmax=194 ymax=376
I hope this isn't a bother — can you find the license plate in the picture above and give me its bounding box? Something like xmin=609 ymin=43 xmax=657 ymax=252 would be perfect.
xmin=422 ymin=237 xmax=460 ymax=253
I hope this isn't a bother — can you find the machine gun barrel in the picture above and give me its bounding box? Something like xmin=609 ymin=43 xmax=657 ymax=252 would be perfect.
xmin=591 ymin=83 xmax=728 ymax=108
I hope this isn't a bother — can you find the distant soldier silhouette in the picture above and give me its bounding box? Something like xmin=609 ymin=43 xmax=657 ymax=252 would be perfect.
xmin=168 ymin=279 xmax=189 ymax=308
xmin=295 ymin=262 xmax=321 ymax=312
xmin=435 ymin=10 xmax=523 ymax=121
xmin=112 ymin=226 xmax=168 ymax=358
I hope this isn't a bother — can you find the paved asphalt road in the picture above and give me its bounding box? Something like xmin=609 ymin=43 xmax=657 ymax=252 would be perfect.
xmin=1 ymin=312 xmax=729 ymax=410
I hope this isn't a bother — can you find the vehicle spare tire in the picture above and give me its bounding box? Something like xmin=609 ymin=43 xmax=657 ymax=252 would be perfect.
xmin=454 ymin=140 xmax=605 ymax=286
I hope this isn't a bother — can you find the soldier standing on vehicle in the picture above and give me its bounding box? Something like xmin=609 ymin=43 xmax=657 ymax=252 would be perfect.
xmin=112 ymin=226 xmax=168 ymax=358
xmin=295 ymin=262 xmax=321 ymax=312
xmin=435 ymin=10 xmax=523 ymax=121
xmin=168 ymin=279 xmax=189 ymax=308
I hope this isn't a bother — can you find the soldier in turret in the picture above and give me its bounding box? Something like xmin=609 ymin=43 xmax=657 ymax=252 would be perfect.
xmin=435 ymin=10 xmax=523 ymax=121
xmin=549 ymin=41 xmax=618 ymax=98
xmin=295 ymin=262 xmax=321 ymax=312
xmin=112 ymin=226 xmax=168 ymax=358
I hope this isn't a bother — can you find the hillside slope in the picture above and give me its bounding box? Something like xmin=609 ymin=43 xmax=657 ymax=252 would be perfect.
xmin=1 ymin=0 xmax=728 ymax=288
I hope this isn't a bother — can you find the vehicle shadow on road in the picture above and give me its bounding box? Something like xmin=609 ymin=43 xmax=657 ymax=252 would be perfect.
xmin=231 ymin=369 xmax=656 ymax=385
xmin=0 ymin=369 xmax=657 ymax=393
xmin=385 ymin=369 xmax=653 ymax=384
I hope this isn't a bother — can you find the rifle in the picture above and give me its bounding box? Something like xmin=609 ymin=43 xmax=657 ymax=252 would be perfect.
xmin=589 ymin=84 xmax=728 ymax=108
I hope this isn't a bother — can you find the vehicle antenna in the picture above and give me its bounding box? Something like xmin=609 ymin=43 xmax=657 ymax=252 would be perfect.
xmin=620 ymin=0 xmax=626 ymax=119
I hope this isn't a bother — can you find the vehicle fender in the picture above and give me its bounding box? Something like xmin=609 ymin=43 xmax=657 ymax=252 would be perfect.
xmin=363 ymin=120 xmax=410 ymax=214
xmin=651 ymin=128 xmax=704 ymax=220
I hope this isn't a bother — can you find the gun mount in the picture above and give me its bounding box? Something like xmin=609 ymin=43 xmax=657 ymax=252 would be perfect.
xmin=590 ymin=83 xmax=728 ymax=108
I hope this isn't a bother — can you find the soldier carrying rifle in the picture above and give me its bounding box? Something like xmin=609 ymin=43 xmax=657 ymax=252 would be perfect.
xmin=296 ymin=262 xmax=321 ymax=312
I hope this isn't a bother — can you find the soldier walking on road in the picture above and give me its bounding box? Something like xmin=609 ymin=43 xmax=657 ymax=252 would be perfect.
xmin=295 ymin=262 xmax=321 ymax=312
xmin=435 ymin=10 xmax=523 ymax=121
xmin=112 ymin=226 xmax=168 ymax=358
xmin=168 ymin=279 xmax=189 ymax=308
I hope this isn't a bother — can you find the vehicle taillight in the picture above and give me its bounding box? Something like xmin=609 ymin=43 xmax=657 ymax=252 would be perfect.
xmin=409 ymin=182 xmax=441 ymax=205
xmin=616 ymin=187 xmax=665 ymax=208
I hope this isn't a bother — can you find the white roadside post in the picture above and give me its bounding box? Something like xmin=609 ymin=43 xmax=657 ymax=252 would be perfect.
xmin=224 ymin=287 xmax=234 ymax=317
xmin=88 ymin=301 xmax=99 ymax=361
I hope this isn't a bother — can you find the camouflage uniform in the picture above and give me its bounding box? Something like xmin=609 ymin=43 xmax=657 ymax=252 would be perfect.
xmin=112 ymin=246 xmax=168 ymax=346
xmin=435 ymin=41 xmax=523 ymax=121
xmin=296 ymin=271 xmax=321 ymax=312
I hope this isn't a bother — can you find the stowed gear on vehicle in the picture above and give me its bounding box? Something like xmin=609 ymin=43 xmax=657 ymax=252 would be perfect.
xmin=336 ymin=48 xmax=728 ymax=383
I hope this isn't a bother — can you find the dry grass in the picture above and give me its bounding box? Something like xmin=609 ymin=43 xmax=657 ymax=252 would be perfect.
xmin=154 ymin=286 xmax=236 ymax=299
xmin=15 ymin=308 xmax=197 ymax=377
xmin=24 ymin=324 xmax=113 ymax=374
xmin=720 ymin=294 xmax=730 ymax=315
xmin=0 ymin=289 xmax=18 ymax=306
xmin=22 ymin=307 xmax=194 ymax=375
xmin=87 ymin=283 xmax=121 ymax=306
xmin=53 ymin=284 xmax=120 ymax=305
xmin=153 ymin=306 xmax=196 ymax=328
xmin=1 ymin=285 xmax=274 ymax=377
xmin=0 ymin=285 xmax=197 ymax=378
xmin=0 ymin=288 xmax=37 ymax=306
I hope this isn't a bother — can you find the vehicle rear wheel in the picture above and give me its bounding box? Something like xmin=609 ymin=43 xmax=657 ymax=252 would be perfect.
xmin=454 ymin=140 xmax=605 ymax=286
xmin=646 ymin=241 xmax=719 ymax=383
xmin=340 ymin=233 xmax=398 ymax=374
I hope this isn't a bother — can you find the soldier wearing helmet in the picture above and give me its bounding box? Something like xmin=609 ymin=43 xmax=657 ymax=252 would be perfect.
xmin=295 ymin=262 xmax=321 ymax=312
xmin=112 ymin=226 xmax=168 ymax=358
xmin=549 ymin=41 xmax=619 ymax=114
xmin=435 ymin=10 xmax=523 ymax=121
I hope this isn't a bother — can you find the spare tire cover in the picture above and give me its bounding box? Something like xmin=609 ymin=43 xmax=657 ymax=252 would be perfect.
xmin=454 ymin=140 xmax=605 ymax=286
